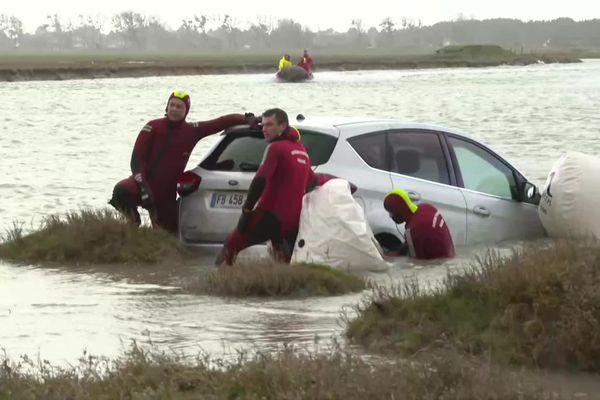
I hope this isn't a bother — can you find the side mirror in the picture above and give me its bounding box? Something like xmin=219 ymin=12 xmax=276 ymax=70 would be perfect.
xmin=522 ymin=182 xmax=540 ymax=204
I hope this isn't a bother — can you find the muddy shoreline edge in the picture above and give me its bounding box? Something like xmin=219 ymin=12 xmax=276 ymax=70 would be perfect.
xmin=0 ymin=56 xmax=582 ymax=82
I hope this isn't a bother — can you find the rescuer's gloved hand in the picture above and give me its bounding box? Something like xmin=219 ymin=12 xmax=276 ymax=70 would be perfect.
xmin=245 ymin=112 xmax=261 ymax=129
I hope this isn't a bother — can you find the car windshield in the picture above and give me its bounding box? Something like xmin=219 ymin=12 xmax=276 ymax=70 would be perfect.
xmin=200 ymin=129 xmax=337 ymax=172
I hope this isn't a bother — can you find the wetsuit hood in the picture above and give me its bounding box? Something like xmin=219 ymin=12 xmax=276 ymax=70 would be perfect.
xmin=384 ymin=189 xmax=419 ymax=223
xmin=165 ymin=90 xmax=191 ymax=121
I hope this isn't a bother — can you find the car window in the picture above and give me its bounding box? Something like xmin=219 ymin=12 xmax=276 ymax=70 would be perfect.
xmin=299 ymin=130 xmax=337 ymax=166
xmin=449 ymin=137 xmax=518 ymax=200
xmin=348 ymin=132 xmax=388 ymax=170
xmin=201 ymin=133 xmax=267 ymax=172
xmin=388 ymin=131 xmax=450 ymax=185
xmin=200 ymin=129 xmax=337 ymax=172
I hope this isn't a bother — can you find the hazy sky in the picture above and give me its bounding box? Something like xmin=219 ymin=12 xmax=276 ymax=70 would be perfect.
xmin=2 ymin=0 xmax=599 ymax=32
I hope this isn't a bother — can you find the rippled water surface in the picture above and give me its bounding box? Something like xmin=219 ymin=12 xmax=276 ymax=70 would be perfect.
xmin=1 ymin=61 xmax=599 ymax=364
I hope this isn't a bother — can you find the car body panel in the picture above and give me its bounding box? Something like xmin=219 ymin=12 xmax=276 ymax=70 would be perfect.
xmin=178 ymin=118 xmax=545 ymax=248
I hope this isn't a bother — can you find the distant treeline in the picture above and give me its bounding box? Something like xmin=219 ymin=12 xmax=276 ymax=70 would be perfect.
xmin=1 ymin=13 xmax=599 ymax=53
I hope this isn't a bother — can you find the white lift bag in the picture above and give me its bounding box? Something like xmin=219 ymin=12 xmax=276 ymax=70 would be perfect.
xmin=539 ymin=151 xmax=600 ymax=239
xmin=291 ymin=179 xmax=390 ymax=272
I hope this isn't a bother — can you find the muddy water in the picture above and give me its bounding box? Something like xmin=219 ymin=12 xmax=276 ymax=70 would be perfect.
xmin=1 ymin=61 xmax=599 ymax=364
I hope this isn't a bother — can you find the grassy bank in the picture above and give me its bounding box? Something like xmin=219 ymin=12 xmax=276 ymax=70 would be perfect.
xmin=347 ymin=240 xmax=600 ymax=372
xmin=188 ymin=263 xmax=366 ymax=297
xmin=0 ymin=343 xmax=546 ymax=399
xmin=0 ymin=209 xmax=191 ymax=265
xmin=0 ymin=45 xmax=582 ymax=82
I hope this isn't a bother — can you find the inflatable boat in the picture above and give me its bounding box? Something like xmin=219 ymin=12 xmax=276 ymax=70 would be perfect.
xmin=276 ymin=66 xmax=313 ymax=82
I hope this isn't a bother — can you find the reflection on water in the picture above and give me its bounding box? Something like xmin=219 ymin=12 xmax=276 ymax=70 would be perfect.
xmin=1 ymin=61 xmax=599 ymax=364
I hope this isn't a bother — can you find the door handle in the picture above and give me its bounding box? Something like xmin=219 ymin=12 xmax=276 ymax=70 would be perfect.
xmin=473 ymin=206 xmax=491 ymax=217
xmin=407 ymin=191 xmax=421 ymax=201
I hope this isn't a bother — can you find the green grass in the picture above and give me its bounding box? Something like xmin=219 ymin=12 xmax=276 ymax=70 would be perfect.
xmin=0 ymin=46 xmax=582 ymax=81
xmin=0 ymin=343 xmax=545 ymax=399
xmin=346 ymin=240 xmax=600 ymax=372
xmin=187 ymin=263 xmax=367 ymax=298
xmin=0 ymin=209 xmax=192 ymax=265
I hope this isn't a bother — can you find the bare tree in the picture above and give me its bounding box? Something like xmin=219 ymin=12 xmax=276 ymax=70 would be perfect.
xmin=249 ymin=17 xmax=270 ymax=49
xmin=178 ymin=15 xmax=210 ymax=49
xmin=349 ymin=19 xmax=367 ymax=47
xmin=271 ymin=19 xmax=306 ymax=49
xmin=72 ymin=15 xmax=104 ymax=49
xmin=112 ymin=11 xmax=148 ymax=49
xmin=0 ymin=15 xmax=23 ymax=48
xmin=378 ymin=17 xmax=396 ymax=47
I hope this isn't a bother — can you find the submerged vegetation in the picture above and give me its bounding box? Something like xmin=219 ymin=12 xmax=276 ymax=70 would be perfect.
xmin=0 ymin=209 xmax=191 ymax=265
xmin=0 ymin=343 xmax=546 ymax=400
xmin=188 ymin=263 xmax=366 ymax=297
xmin=347 ymin=240 xmax=600 ymax=372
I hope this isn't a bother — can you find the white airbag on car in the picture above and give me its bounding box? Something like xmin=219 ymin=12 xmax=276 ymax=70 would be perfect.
xmin=539 ymin=151 xmax=600 ymax=239
xmin=291 ymin=179 xmax=390 ymax=272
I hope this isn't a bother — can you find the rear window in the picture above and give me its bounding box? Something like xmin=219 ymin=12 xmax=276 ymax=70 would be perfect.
xmin=201 ymin=132 xmax=267 ymax=172
xmin=347 ymin=132 xmax=388 ymax=170
xmin=300 ymin=131 xmax=337 ymax=165
xmin=200 ymin=129 xmax=337 ymax=172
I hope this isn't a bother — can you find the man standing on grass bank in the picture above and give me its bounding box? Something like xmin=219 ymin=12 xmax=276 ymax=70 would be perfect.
xmin=383 ymin=189 xmax=455 ymax=260
xmin=217 ymin=108 xmax=313 ymax=266
xmin=109 ymin=90 xmax=257 ymax=233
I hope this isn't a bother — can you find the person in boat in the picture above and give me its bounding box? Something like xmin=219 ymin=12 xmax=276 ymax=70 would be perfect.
xmin=278 ymin=54 xmax=293 ymax=70
xmin=383 ymin=189 xmax=455 ymax=259
xmin=217 ymin=108 xmax=313 ymax=266
xmin=109 ymin=90 xmax=258 ymax=233
xmin=297 ymin=50 xmax=314 ymax=73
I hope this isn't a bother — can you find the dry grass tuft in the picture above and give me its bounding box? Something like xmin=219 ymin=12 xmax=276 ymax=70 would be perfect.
xmin=347 ymin=240 xmax=600 ymax=372
xmin=0 ymin=343 xmax=546 ymax=399
xmin=187 ymin=263 xmax=367 ymax=298
xmin=0 ymin=209 xmax=191 ymax=265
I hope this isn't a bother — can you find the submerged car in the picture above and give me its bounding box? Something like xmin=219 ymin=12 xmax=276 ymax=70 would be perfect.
xmin=177 ymin=117 xmax=544 ymax=250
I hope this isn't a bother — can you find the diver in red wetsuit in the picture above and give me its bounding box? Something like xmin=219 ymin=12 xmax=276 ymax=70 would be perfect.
xmin=109 ymin=90 xmax=256 ymax=233
xmin=217 ymin=108 xmax=313 ymax=266
xmin=297 ymin=49 xmax=314 ymax=74
xmin=383 ymin=189 xmax=455 ymax=260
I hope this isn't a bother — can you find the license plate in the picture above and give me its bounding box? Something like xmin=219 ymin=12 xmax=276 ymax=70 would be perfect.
xmin=210 ymin=192 xmax=246 ymax=209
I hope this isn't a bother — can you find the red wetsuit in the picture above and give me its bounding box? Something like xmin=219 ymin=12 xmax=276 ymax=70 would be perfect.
xmin=220 ymin=127 xmax=313 ymax=265
xmin=298 ymin=56 xmax=313 ymax=73
xmin=405 ymin=204 xmax=455 ymax=260
xmin=111 ymin=114 xmax=246 ymax=232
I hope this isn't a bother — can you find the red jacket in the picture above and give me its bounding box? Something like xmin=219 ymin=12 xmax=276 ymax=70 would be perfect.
xmin=298 ymin=56 xmax=313 ymax=72
xmin=406 ymin=204 xmax=455 ymax=259
xmin=131 ymin=114 xmax=246 ymax=202
xmin=248 ymin=135 xmax=312 ymax=235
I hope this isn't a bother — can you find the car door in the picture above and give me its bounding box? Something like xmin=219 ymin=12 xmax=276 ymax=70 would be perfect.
xmin=322 ymin=125 xmax=396 ymax=238
xmin=446 ymin=135 xmax=544 ymax=244
xmin=387 ymin=129 xmax=467 ymax=246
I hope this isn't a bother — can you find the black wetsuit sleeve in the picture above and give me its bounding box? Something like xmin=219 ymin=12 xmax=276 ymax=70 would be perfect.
xmin=244 ymin=144 xmax=278 ymax=210
xmin=244 ymin=177 xmax=265 ymax=210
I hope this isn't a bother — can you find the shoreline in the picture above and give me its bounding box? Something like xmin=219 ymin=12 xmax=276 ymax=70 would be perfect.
xmin=0 ymin=54 xmax=583 ymax=82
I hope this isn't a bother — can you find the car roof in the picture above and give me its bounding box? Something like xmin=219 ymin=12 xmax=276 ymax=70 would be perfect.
xmin=292 ymin=116 xmax=530 ymax=178
xmin=292 ymin=116 xmax=469 ymax=138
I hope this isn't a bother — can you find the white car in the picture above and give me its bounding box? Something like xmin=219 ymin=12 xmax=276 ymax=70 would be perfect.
xmin=177 ymin=116 xmax=544 ymax=250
